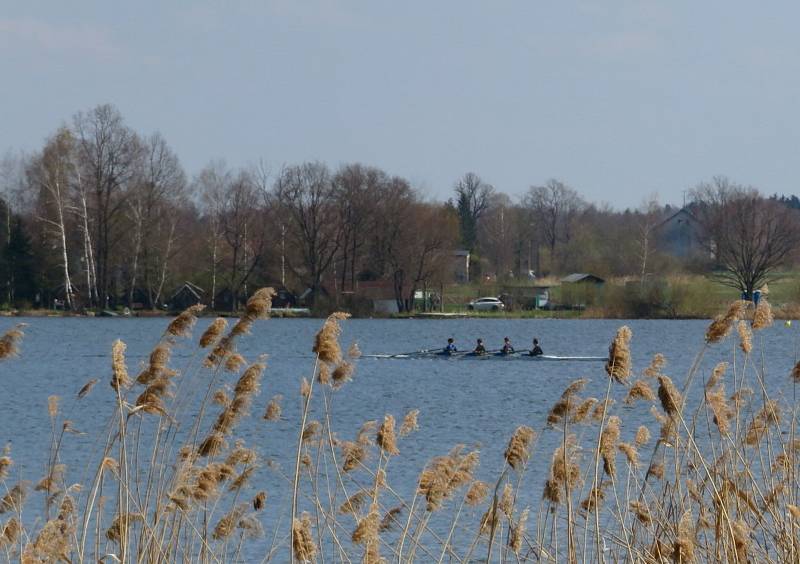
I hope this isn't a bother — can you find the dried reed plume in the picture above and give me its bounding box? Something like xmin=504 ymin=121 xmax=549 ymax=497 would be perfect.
xmin=224 ymin=353 xmax=247 ymax=372
xmin=302 ymin=421 xmax=320 ymax=442
xmin=332 ymin=361 xmax=354 ymax=389
xmin=399 ymin=409 xmax=419 ymax=437
xmin=643 ymin=353 xmax=666 ymax=378
xmin=629 ymin=501 xmax=652 ymax=524
xmin=339 ymin=491 xmax=368 ymax=515
xmin=379 ymin=507 xmax=403 ymax=531
xmin=706 ymin=300 xmax=746 ymax=343
xmin=1 ymin=517 xmax=19 ymax=546
xmin=606 ymin=326 xmax=632 ymax=384
xmin=706 ymin=384 xmax=732 ymax=435
xmin=376 ymin=415 xmax=399 ymax=455
xmin=657 ymin=375 xmax=683 ymax=417
xmin=351 ymin=506 xmax=380 ymax=545
xmin=508 ymin=508 xmax=529 ymax=554
xmin=136 ymin=343 xmax=172 ymax=384
xmin=706 ymin=362 xmax=728 ymax=390
xmin=292 ymin=512 xmax=317 ymax=562
xmin=341 ymin=442 xmax=366 ymax=472
xmin=592 ymin=399 xmax=615 ymax=422
xmin=635 ymin=425 xmax=651 ymax=446
xmin=313 ymin=312 xmax=350 ymax=365
xmin=110 ymin=339 xmax=130 ymax=391
xmin=0 ymin=483 xmax=27 ymax=514
xmin=213 ymin=503 xmax=247 ymax=540
xmin=618 ymin=442 xmax=639 ymax=468
xmin=253 ymin=491 xmax=267 ymax=511
xmin=737 ymin=320 xmax=752 ymax=354
xmin=199 ymin=317 xmax=227 ymax=348
xmin=466 ymin=481 xmax=489 ymax=506
xmin=504 ymin=425 xmax=535 ymax=470
xmin=572 ymin=397 xmax=598 ymax=424
xmin=166 ymin=304 xmax=205 ymax=338
xmin=752 ymin=299 xmax=773 ymax=330
xmin=244 ymin=287 xmax=275 ymax=319
xmin=106 ymin=512 xmax=144 ymax=542
xmin=647 ymin=462 xmax=665 ymax=480
xmin=0 ymin=324 xmax=24 ymax=360
xmin=348 ymin=342 xmax=362 ymax=358
xmin=625 ymin=380 xmax=656 ymax=404
xmin=47 ymin=395 xmax=59 ymax=418
xmin=317 ymin=362 xmax=330 ymax=385
xmin=0 ymin=457 xmax=11 ymax=480
xmin=263 ymin=395 xmax=282 ymax=421
xmin=76 ymin=378 xmax=98 ymax=399
xmin=545 ymin=434 xmax=580 ymax=504
xmin=791 ymin=361 xmax=800 ymax=382
xmin=672 ymin=509 xmax=696 ymax=562
xmin=745 ymin=399 xmax=781 ymax=445
xmin=418 ymin=448 xmax=479 ymax=511
xmin=600 ymin=416 xmax=621 ymax=478
xmin=580 ymin=486 xmax=605 ymax=513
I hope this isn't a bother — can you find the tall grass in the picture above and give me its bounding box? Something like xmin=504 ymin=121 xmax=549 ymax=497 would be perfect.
xmin=0 ymin=290 xmax=798 ymax=562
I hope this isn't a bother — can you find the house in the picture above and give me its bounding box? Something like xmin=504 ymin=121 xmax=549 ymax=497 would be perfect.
xmin=654 ymin=208 xmax=704 ymax=258
xmin=452 ymin=250 xmax=470 ymax=283
xmin=169 ymin=282 xmax=204 ymax=311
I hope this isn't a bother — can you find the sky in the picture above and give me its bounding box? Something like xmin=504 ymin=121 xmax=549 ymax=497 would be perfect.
xmin=2 ymin=1 xmax=800 ymax=209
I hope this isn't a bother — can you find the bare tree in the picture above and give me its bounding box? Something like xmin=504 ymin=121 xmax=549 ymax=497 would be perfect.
xmin=453 ymin=172 xmax=494 ymax=251
xmin=636 ymin=196 xmax=662 ymax=282
xmin=127 ymin=133 xmax=187 ymax=308
xmin=73 ymin=104 xmax=141 ymax=306
xmin=28 ymin=128 xmax=78 ymax=309
xmin=693 ymin=185 xmax=799 ymax=296
xmin=524 ymin=179 xmax=585 ymax=272
xmin=274 ymin=162 xmax=340 ymax=306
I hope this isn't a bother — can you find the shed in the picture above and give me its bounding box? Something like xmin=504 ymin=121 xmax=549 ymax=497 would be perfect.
xmin=356 ymin=280 xmax=399 ymax=314
xmin=169 ymin=282 xmax=204 ymax=311
xmin=561 ymin=273 xmax=605 ymax=285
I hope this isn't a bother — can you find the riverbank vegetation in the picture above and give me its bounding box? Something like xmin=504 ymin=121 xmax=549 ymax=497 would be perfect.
xmin=0 ymin=289 xmax=799 ymax=562
xmin=1 ymin=105 xmax=799 ymax=318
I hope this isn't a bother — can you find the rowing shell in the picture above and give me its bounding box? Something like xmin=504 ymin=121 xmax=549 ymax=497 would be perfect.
xmin=363 ymin=350 xmax=607 ymax=362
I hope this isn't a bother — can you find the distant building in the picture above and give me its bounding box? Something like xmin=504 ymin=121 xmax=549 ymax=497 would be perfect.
xmin=452 ymin=250 xmax=470 ymax=283
xmin=654 ymin=208 xmax=704 ymax=258
xmin=560 ymin=274 xmax=604 ymax=308
xmin=169 ymin=281 xmax=204 ymax=311
xmin=561 ymin=273 xmax=605 ymax=285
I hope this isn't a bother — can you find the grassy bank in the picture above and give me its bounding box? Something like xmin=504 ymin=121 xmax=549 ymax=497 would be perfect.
xmin=0 ymin=292 xmax=798 ymax=562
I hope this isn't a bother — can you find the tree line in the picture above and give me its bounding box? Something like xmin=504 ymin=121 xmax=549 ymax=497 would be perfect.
xmin=1 ymin=104 xmax=798 ymax=312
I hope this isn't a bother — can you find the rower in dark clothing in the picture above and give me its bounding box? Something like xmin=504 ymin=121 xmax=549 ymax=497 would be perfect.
xmin=501 ymin=337 xmax=515 ymax=355
xmin=473 ymin=338 xmax=487 ymax=356
xmin=443 ymin=337 xmax=458 ymax=355
xmin=530 ymin=338 xmax=543 ymax=356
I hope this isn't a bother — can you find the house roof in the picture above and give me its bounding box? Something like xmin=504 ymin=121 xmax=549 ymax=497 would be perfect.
xmin=561 ymin=273 xmax=605 ymax=284
xmin=654 ymin=207 xmax=700 ymax=230
xmin=170 ymin=281 xmax=204 ymax=300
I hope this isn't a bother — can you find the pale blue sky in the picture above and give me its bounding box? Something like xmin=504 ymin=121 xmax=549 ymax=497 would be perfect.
xmin=2 ymin=1 xmax=799 ymax=208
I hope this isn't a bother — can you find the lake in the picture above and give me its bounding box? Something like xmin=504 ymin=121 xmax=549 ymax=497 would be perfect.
xmin=0 ymin=316 xmax=796 ymax=561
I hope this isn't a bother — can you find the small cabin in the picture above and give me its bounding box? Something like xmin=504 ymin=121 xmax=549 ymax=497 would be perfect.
xmin=169 ymin=282 xmax=205 ymax=311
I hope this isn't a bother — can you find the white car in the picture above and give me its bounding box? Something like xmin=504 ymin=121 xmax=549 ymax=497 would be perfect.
xmin=468 ymin=297 xmax=505 ymax=311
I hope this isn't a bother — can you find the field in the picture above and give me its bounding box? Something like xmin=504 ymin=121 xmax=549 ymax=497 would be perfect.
xmin=0 ymin=289 xmax=799 ymax=562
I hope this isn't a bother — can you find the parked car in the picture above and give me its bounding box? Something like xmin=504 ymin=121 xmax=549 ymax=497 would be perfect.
xmin=468 ymin=297 xmax=505 ymax=311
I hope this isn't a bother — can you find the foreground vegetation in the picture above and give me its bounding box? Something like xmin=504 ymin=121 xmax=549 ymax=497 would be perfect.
xmin=0 ymin=287 xmax=798 ymax=562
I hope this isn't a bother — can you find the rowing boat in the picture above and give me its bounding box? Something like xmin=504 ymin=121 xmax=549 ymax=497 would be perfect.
xmin=363 ymin=350 xmax=607 ymax=362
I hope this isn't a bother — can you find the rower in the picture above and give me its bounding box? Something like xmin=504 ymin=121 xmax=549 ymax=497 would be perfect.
xmin=501 ymin=337 xmax=515 ymax=355
xmin=530 ymin=338 xmax=543 ymax=356
xmin=443 ymin=337 xmax=458 ymax=355
xmin=473 ymin=338 xmax=487 ymax=356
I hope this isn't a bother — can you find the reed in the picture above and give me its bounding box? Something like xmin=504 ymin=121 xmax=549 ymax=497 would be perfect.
xmin=1 ymin=294 xmax=800 ymax=562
